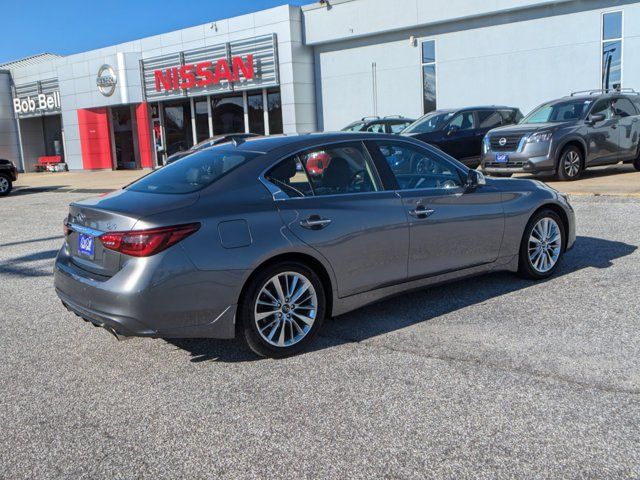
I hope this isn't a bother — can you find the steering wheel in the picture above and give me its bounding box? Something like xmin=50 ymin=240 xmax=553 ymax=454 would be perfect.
xmin=438 ymin=179 xmax=459 ymax=189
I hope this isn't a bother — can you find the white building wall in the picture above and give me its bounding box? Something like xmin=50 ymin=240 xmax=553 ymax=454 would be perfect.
xmin=308 ymin=0 xmax=640 ymax=131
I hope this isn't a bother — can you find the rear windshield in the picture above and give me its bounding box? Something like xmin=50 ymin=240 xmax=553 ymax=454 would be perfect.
xmin=127 ymin=149 xmax=261 ymax=194
xmin=402 ymin=112 xmax=454 ymax=134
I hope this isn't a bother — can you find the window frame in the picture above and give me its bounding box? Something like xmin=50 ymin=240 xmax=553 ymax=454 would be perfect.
xmin=475 ymin=108 xmax=504 ymax=130
xmin=447 ymin=110 xmax=477 ymax=131
xmin=260 ymin=141 xmax=385 ymax=201
xmin=611 ymin=96 xmax=638 ymax=117
xmin=420 ymin=39 xmax=437 ymax=115
xmin=601 ymin=10 xmax=623 ymax=91
xmin=364 ymin=139 xmax=469 ymax=193
xmin=588 ymin=98 xmax=614 ymax=119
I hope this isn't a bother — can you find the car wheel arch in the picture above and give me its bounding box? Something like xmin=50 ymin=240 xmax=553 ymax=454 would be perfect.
xmin=557 ymin=139 xmax=587 ymax=169
xmin=528 ymin=203 xmax=570 ymax=252
xmin=236 ymin=251 xmax=335 ymax=326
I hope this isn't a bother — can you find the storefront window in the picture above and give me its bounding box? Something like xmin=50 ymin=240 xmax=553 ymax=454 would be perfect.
xmin=267 ymin=90 xmax=283 ymax=135
xmin=163 ymin=100 xmax=193 ymax=156
xmin=194 ymin=99 xmax=209 ymax=142
xmin=602 ymin=11 xmax=623 ymax=91
xmin=212 ymin=95 xmax=244 ymax=135
xmin=421 ymin=40 xmax=437 ymax=114
xmin=248 ymin=93 xmax=265 ymax=135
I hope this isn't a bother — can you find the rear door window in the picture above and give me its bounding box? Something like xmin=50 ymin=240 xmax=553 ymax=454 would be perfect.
xmin=477 ymin=110 xmax=502 ymax=129
xmin=299 ymin=143 xmax=380 ymax=196
xmin=265 ymin=157 xmax=314 ymax=198
xmin=365 ymin=122 xmax=386 ymax=133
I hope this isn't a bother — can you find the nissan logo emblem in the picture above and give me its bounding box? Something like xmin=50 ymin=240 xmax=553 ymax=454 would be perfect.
xmin=96 ymin=65 xmax=117 ymax=97
xmin=498 ymin=137 xmax=507 ymax=147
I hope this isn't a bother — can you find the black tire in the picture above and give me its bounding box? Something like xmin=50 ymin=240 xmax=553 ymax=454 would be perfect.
xmin=0 ymin=174 xmax=12 ymax=197
xmin=556 ymin=146 xmax=583 ymax=181
xmin=634 ymin=152 xmax=640 ymax=171
xmin=518 ymin=209 xmax=566 ymax=280
xmin=238 ymin=261 xmax=326 ymax=358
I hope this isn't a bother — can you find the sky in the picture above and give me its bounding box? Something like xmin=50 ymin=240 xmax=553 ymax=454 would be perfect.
xmin=0 ymin=0 xmax=314 ymax=64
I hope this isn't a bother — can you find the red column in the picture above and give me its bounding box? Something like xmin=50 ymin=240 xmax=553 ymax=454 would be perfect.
xmin=135 ymin=102 xmax=153 ymax=169
xmin=78 ymin=108 xmax=113 ymax=170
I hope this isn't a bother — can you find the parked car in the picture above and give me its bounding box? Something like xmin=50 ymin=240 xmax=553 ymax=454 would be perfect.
xmin=55 ymin=133 xmax=575 ymax=358
xmin=481 ymin=89 xmax=640 ymax=180
xmin=165 ymin=133 xmax=260 ymax=164
xmin=0 ymin=159 xmax=18 ymax=196
xmin=342 ymin=116 xmax=415 ymax=134
xmin=401 ymin=106 xmax=523 ymax=168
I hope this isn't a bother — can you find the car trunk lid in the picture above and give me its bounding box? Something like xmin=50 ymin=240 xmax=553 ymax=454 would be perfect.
xmin=66 ymin=189 xmax=199 ymax=277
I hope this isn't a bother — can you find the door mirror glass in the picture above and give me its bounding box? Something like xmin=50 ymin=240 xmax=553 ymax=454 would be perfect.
xmin=466 ymin=169 xmax=486 ymax=190
xmin=588 ymin=113 xmax=606 ymax=124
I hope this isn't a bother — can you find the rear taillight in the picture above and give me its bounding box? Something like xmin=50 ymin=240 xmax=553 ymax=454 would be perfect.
xmin=100 ymin=223 xmax=200 ymax=257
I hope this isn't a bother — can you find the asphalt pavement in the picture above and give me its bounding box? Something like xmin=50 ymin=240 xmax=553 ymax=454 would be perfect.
xmin=0 ymin=191 xmax=639 ymax=479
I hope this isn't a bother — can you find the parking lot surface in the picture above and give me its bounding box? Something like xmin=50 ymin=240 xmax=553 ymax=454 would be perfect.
xmin=1 ymin=191 xmax=639 ymax=479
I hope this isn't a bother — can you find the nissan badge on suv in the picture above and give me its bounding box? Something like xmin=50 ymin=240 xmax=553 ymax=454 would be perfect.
xmin=481 ymin=89 xmax=640 ymax=180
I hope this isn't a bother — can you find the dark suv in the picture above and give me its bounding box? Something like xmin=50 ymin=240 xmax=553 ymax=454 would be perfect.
xmin=0 ymin=159 xmax=18 ymax=196
xmin=400 ymin=106 xmax=522 ymax=168
xmin=481 ymin=90 xmax=640 ymax=180
xmin=342 ymin=116 xmax=415 ymax=134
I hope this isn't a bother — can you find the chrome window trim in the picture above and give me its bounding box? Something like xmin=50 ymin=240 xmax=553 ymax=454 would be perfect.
xmin=69 ymin=223 xmax=105 ymax=237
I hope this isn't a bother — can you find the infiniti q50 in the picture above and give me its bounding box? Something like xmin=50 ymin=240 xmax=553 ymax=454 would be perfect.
xmin=54 ymin=133 xmax=575 ymax=357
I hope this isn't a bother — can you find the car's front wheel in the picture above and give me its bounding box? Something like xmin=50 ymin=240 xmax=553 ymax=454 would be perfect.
xmin=0 ymin=174 xmax=12 ymax=196
xmin=518 ymin=209 xmax=565 ymax=280
xmin=557 ymin=146 xmax=583 ymax=181
xmin=238 ymin=262 xmax=326 ymax=358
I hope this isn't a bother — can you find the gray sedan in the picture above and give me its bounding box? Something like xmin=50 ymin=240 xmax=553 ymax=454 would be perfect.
xmin=54 ymin=133 xmax=576 ymax=357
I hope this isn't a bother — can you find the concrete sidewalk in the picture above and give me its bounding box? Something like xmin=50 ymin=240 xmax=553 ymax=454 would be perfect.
xmin=12 ymin=163 xmax=640 ymax=197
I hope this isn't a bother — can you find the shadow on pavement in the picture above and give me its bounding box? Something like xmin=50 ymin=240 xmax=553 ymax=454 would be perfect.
xmin=167 ymin=235 xmax=636 ymax=363
xmin=0 ymin=249 xmax=59 ymax=278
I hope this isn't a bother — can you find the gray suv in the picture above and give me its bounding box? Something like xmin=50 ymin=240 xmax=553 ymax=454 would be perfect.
xmin=481 ymin=90 xmax=640 ymax=180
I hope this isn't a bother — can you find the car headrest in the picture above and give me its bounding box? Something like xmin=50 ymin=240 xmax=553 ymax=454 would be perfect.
xmin=322 ymin=157 xmax=351 ymax=188
xmin=270 ymin=159 xmax=297 ymax=182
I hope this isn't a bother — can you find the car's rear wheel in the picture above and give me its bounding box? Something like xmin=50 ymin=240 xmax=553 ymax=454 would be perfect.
xmin=0 ymin=174 xmax=12 ymax=196
xmin=557 ymin=146 xmax=583 ymax=181
xmin=238 ymin=262 xmax=326 ymax=358
xmin=518 ymin=209 xmax=565 ymax=280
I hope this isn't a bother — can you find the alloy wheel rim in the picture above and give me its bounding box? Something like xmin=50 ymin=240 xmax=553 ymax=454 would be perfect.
xmin=254 ymin=272 xmax=318 ymax=348
xmin=563 ymin=151 xmax=581 ymax=177
xmin=0 ymin=177 xmax=8 ymax=192
xmin=528 ymin=217 xmax=562 ymax=273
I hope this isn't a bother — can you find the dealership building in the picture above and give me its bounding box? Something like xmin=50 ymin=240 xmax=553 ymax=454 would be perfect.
xmin=0 ymin=0 xmax=636 ymax=172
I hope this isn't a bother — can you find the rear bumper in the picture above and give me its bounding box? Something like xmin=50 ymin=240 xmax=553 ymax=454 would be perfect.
xmin=54 ymin=243 xmax=244 ymax=339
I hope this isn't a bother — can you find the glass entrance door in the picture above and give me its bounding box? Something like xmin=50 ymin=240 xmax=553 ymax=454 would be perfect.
xmin=111 ymin=106 xmax=138 ymax=170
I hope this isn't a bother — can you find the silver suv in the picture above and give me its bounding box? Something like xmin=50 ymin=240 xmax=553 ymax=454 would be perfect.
xmin=481 ymin=89 xmax=640 ymax=180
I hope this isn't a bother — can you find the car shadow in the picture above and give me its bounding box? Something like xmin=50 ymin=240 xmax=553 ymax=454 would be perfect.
xmin=166 ymin=235 xmax=636 ymax=363
xmin=0 ymin=249 xmax=59 ymax=278
xmin=518 ymin=163 xmax=637 ymax=181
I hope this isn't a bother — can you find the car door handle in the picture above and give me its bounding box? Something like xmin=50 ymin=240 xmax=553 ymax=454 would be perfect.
xmin=300 ymin=216 xmax=332 ymax=230
xmin=408 ymin=206 xmax=435 ymax=219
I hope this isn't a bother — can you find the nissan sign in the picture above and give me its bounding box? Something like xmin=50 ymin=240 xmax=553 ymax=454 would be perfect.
xmin=96 ymin=65 xmax=117 ymax=96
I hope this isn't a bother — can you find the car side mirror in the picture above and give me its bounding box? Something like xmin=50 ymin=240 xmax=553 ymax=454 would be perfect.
xmin=588 ymin=113 xmax=606 ymax=125
xmin=466 ymin=169 xmax=486 ymax=190
xmin=446 ymin=125 xmax=460 ymax=137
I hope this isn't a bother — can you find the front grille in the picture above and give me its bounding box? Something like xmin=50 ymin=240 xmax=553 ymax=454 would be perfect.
xmin=489 ymin=134 xmax=523 ymax=152
xmin=484 ymin=161 xmax=526 ymax=168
